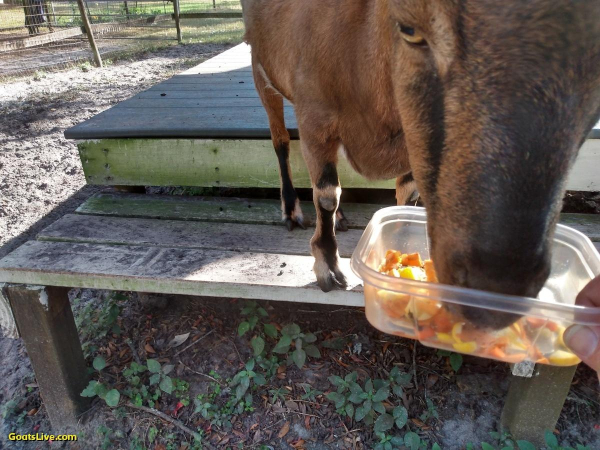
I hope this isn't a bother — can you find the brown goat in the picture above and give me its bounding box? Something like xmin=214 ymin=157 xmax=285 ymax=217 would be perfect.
xmin=241 ymin=0 xmax=600 ymax=328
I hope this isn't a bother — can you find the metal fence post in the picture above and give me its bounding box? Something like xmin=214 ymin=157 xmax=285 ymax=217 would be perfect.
xmin=173 ymin=0 xmax=182 ymax=43
xmin=76 ymin=0 xmax=103 ymax=67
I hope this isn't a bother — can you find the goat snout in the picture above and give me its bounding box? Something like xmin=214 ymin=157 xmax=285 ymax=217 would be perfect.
xmin=435 ymin=244 xmax=551 ymax=330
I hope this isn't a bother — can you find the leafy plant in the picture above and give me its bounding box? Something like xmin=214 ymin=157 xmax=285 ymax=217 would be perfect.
xmin=237 ymin=301 xmax=278 ymax=357
xmin=272 ymin=323 xmax=320 ymax=369
xmin=74 ymin=293 xmax=124 ymax=357
xmin=374 ymin=432 xmax=404 ymax=450
xmin=437 ymin=349 xmax=463 ymax=372
xmin=419 ymin=398 xmax=439 ymax=423
xmin=81 ymin=355 xmax=120 ymax=407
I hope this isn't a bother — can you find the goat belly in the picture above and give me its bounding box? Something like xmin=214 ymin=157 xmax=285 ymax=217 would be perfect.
xmin=341 ymin=144 xmax=408 ymax=181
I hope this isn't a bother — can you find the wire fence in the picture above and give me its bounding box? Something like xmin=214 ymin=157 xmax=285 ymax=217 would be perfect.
xmin=0 ymin=0 xmax=243 ymax=78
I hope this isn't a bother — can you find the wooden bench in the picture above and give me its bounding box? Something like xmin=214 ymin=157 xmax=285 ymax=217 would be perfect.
xmin=1 ymin=44 xmax=599 ymax=442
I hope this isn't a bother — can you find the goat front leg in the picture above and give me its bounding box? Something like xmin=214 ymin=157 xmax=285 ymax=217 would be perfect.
xmin=302 ymin=140 xmax=347 ymax=291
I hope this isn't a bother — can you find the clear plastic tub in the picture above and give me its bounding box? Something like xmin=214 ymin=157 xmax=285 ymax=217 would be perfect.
xmin=350 ymin=206 xmax=600 ymax=366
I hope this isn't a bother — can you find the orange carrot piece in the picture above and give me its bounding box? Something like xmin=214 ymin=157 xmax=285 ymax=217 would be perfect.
xmin=423 ymin=260 xmax=438 ymax=282
xmin=403 ymin=252 xmax=423 ymax=267
xmin=489 ymin=346 xmax=506 ymax=359
xmin=417 ymin=327 xmax=435 ymax=340
xmin=526 ymin=317 xmax=547 ymax=328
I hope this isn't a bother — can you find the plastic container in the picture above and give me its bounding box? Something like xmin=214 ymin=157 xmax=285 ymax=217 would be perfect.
xmin=350 ymin=206 xmax=600 ymax=366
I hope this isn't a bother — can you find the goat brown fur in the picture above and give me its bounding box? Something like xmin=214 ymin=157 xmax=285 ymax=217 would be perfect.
xmin=242 ymin=0 xmax=600 ymax=328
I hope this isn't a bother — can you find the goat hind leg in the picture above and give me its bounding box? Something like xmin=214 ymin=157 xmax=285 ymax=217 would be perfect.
xmin=252 ymin=63 xmax=304 ymax=230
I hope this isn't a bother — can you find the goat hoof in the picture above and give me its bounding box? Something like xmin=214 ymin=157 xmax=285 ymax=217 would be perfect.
xmin=284 ymin=216 xmax=306 ymax=231
xmin=316 ymin=270 xmax=348 ymax=292
xmin=336 ymin=217 xmax=349 ymax=232
xmin=285 ymin=218 xmax=294 ymax=231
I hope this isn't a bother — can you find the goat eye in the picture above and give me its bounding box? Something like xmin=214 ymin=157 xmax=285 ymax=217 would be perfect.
xmin=398 ymin=24 xmax=426 ymax=45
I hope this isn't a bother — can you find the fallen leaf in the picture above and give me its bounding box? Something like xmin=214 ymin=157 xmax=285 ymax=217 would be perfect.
xmin=277 ymin=365 xmax=286 ymax=374
xmin=169 ymin=333 xmax=190 ymax=348
xmin=250 ymin=423 xmax=259 ymax=431
xmin=426 ymin=374 xmax=439 ymax=388
xmin=154 ymin=445 xmax=166 ymax=450
xmin=411 ymin=418 xmax=430 ymax=430
xmin=119 ymin=348 xmax=128 ymax=358
xmin=27 ymin=408 xmax=38 ymax=416
xmin=278 ymin=422 xmax=290 ymax=438
xmin=383 ymin=341 xmax=391 ymax=353
xmin=291 ymin=439 xmax=305 ymax=449
xmin=145 ymin=343 xmax=156 ymax=354
xmin=285 ymin=400 xmax=299 ymax=411
xmin=304 ymin=416 xmax=311 ymax=430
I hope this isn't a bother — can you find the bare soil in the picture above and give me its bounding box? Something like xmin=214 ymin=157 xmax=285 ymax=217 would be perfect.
xmin=0 ymin=44 xmax=599 ymax=450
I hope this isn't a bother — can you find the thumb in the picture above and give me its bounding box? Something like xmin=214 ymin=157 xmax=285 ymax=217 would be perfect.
xmin=564 ymin=325 xmax=600 ymax=373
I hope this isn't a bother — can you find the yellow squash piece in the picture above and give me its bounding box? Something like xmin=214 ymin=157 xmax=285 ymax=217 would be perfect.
xmin=548 ymin=350 xmax=581 ymax=366
xmin=453 ymin=341 xmax=478 ymax=353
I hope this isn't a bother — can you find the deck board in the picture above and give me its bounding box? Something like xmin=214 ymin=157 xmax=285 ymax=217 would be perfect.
xmin=64 ymin=43 xmax=600 ymax=141
xmin=0 ymin=241 xmax=364 ymax=306
xmin=37 ymin=214 xmax=364 ymax=258
xmin=75 ymin=192 xmax=384 ymax=229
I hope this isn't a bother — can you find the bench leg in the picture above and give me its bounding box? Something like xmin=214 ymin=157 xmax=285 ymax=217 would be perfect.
xmin=5 ymin=284 xmax=89 ymax=432
xmin=501 ymin=364 xmax=576 ymax=445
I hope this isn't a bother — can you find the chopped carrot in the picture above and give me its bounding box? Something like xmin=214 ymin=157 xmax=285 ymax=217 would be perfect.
xmin=423 ymin=259 xmax=437 ymax=282
xmin=526 ymin=317 xmax=547 ymax=328
xmin=546 ymin=321 xmax=559 ymax=332
xmin=402 ymin=252 xmax=423 ymax=267
xmin=489 ymin=346 xmax=506 ymax=359
xmin=417 ymin=327 xmax=435 ymax=340
xmin=431 ymin=311 xmax=453 ymax=333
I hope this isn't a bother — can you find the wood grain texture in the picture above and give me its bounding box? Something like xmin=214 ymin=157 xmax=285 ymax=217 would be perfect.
xmin=0 ymin=283 xmax=19 ymax=338
xmin=38 ymin=214 xmax=364 ymax=258
xmin=0 ymin=241 xmax=364 ymax=306
xmin=76 ymin=137 xmax=599 ymax=191
xmin=74 ymin=192 xmax=383 ymax=229
xmin=77 ymin=139 xmax=394 ymax=188
xmin=5 ymin=285 xmax=89 ymax=431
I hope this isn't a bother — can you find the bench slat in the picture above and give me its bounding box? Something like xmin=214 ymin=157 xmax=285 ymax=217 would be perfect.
xmin=74 ymin=193 xmax=600 ymax=241
xmin=0 ymin=241 xmax=364 ymax=306
xmin=75 ymin=192 xmax=384 ymax=229
xmin=38 ymin=214 xmax=364 ymax=258
xmin=77 ymin=140 xmax=395 ymax=188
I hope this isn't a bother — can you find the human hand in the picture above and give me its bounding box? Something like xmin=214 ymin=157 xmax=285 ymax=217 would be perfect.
xmin=564 ymin=275 xmax=600 ymax=373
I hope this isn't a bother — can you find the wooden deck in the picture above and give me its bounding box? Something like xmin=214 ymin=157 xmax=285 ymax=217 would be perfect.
xmin=0 ymin=192 xmax=598 ymax=308
xmin=64 ymin=43 xmax=600 ymax=192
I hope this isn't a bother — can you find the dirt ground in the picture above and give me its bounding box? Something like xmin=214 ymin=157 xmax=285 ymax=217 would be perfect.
xmin=1 ymin=44 xmax=600 ymax=450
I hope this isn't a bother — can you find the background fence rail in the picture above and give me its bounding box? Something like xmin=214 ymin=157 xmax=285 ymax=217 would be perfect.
xmin=0 ymin=0 xmax=243 ymax=78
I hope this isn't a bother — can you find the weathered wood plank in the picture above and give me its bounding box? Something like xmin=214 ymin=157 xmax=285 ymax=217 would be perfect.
xmin=568 ymin=139 xmax=600 ymax=191
xmin=75 ymin=192 xmax=383 ymax=229
xmin=5 ymin=285 xmax=89 ymax=431
xmin=74 ymin=192 xmax=600 ymax=241
xmin=501 ymin=364 xmax=577 ymax=446
xmin=161 ymin=75 xmax=254 ymax=84
xmin=38 ymin=214 xmax=363 ymax=258
xmin=559 ymin=213 xmax=600 ymax=241
xmin=147 ymin=84 xmax=258 ymax=91
xmin=0 ymin=27 xmax=83 ymax=53
xmin=135 ymin=91 xmax=259 ymax=99
xmin=0 ymin=241 xmax=364 ymax=306
xmin=115 ymin=98 xmax=282 ymax=109
xmin=66 ymin=108 xmax=296 ymax=140
xmin=76 ymin=138 xmax=600 ymax=191
xmin=0 ymin=283 xmax=19 ymax=338
xmin=77 ymin=139 xmax=395 ymax=188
